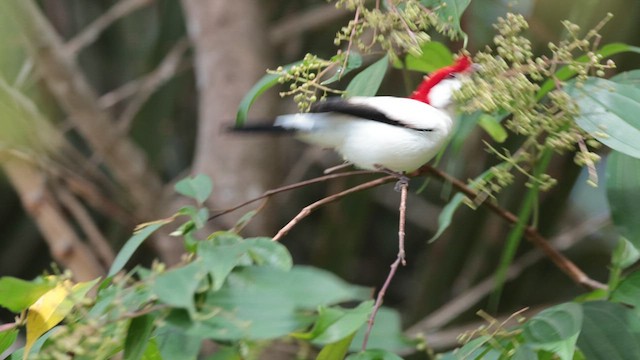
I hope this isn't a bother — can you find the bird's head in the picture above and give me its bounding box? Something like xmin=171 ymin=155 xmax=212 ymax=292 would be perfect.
xmin=410 ymin=54 xmax=474 ymax=109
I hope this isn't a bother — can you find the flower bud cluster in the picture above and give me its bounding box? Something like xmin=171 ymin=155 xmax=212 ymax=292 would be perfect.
xmin=456 ymin=13 xmax=616 ymax=193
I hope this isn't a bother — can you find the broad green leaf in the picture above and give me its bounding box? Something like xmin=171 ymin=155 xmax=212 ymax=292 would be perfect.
xmin=346 ymin=56 xmax=389 ymax=97
xmin=611 ymin=70 xmax=640 ymax=86
xmin=108 ymin=222 xmax=167 ymax=277
xmin=8 ymin=327 xmax=58 ymax=360
xmin=316 ymin=332 xmax=356 ymax=360
xmin=0 ymin=277 xmax=55 ymax=312
xmin=25 ymin=279 xmax=98 ymax=359
xmin=155 ymin=325 xmax=201 ymax=360
xmin=351 ymin=307 xmax=415 ymax=353
xmin=174 ymin=175 xmax=213 ymax=205
xmin=0 ymin=329 xmax=18 ymax=355
xmin=124 ymin=314 xmax=156 ymax=360
xmin=612 ymin=238 xmax=640 ymax=270
xmin=176 ymin=206 xmax=209 ymax=230
xmin=165 ymin=309 xmax=248 ymax=341
xmin=538 ymin=43 xmax=640 ymax=99
xmin=428 ymin=169 xmax=494 ymax=243
xmin=201 ymin=266 xmax=369 ymax=340
xmin=322 ymin=52 xmax=363 ymax=85
xmin=611 ymin=272 xmax=640 ymax=315
xmin=577 ymin=301 xmax=640 ymax=360
xmin=152 ymin=260 xmax=207 ymax=314
xmin=206 ymin=345 xmax=242 ymax=360
xmin=606 ymin=151 xmax=640 ymax=250
xmin=392 ymin=41 xmax=454 ymax=73
xmin=245 ymin=237 xmax=293 ymax=270
xmin=198 ymin=240 xmax=250 ymax=290
xmin=522 ymin=302 xmax=583 ymax=360
xmin=566 ymin=78 xmax=640 ymax=159
xmin=140 ymin=338 xmax=162 ymax=360
xmin=420 ymin=0 xmax=471 ymax=37
xmin=477 ymin=114 xmax=508 ymax=143
xmin=346 ymin=349 xmax=404 ymax=360
xmin=311 ymin=302 xmax=373 ymax=344
xmin=236 ymin=61 xmax=301 ymax=126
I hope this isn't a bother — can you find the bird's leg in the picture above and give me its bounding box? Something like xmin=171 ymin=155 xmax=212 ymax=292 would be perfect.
xmin=374 ymin=165 xmax=409 ymax=191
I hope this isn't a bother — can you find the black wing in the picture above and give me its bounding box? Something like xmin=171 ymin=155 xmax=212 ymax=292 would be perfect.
xmin=310 ymin=98 xmax=432 ymax=131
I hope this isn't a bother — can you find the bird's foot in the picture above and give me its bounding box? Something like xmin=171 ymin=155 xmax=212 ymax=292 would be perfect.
xmin=374 ymin=165 xmax=409 ymax=192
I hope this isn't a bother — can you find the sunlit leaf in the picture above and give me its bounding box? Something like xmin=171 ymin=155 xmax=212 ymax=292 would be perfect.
xmin=175 ymin=175 xmax=213 ymax=205
xmin=566 ymin=78 xmax=640 ymax=159
xmin=606 ymin=151 xmax=640 ymax=250
xmin=140 ymin=338 xmax=162 ymax=360
xmin=0 ymin=329 xmax=18 ymax=355
xmin=477 ymin=114 xmax=508 ymax=143
xmin=346 ymin=56 xmax=389 ymax=97
xmin=0 ymin=277 xmax=55 ymax=312
xmin=392 ymin=41 xmax=454 ymax=73
xmin=294 ymin=301 xmax=372 ymax=344
xmin=522 ymin=302 xmax=583 ymax=360
xmin=316 ymin=332 xmax=356 ymax=360
xmin=25 ymin=279 xmax=98 ymax=359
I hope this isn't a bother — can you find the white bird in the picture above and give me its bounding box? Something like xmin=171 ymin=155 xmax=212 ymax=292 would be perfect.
xmin=239 ymin=55 xmax=473 ymax=173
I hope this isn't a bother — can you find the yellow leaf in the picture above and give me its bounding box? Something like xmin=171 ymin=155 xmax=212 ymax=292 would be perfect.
xmin=24 ymin=278 xmax=99 ymax=359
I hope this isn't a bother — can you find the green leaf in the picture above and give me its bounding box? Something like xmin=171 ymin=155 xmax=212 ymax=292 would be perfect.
xmin=198 ymin=240 xmax=250 ymax=291
xmin=345 ymin=349 xmax=403 ymax=360
xmin=175 ymin=175 xmax=213 ymax=205
xmin=611 ymin=70 xmax=640 ymax=86
xmin=577 ymin=301 xmax=640 ymax=360
xmin=206 ymin=345 xmax=242 ymax=360
xmin=566 ymin=78 xmax=640 ymax=159
xmin=420 ymin=0 xmax=471 ymax=37
xmin=477 ymin=114 xmax=508 ymax=143
xmin=141 ymin=338 xmax=162 ymax=360
xmin=392 ymin=41 xmax=454 ymax=73
xmin=245 ymin=237 xmax=293 ymax=270
xmin=611 ymin=272 xmax=640 ymax=315
xmin=322 ymin=52 xmax=363 ymax=85
xmin=316 ymin=332 xmax=356 ymax=360
xmin=0 ymin=277 xmax=55 ymax=312
xmin=236 ymin=61 xmax=301 ymax=126
xmin=606 ymin=151 xmax=640 ymax=250
xmin=309 ymin=302 xmax=373 ymax=344
xmin=613 ymin=238 xmax=640 ymax=270
xmin=152 ymin=260 xmax=208 ymax=314
xmin=522 ymin=302 xmax=583 ymax=360
xmin=538 ymin=43 xmax=640 ymax=99
xmin=428 ymin=169 xmax=494 ymax=243
xmin=108 ymin=222 xmax=166 ymax=277
xmin=351 ymin=307 xmax=415 ymax=352
xmin=124 ymin=314 xmax=156 ymax=360
xmin=0 ymin=329 xmax=18 ymax=355
xmin=155 ymin=325 xmax=201 ymax=360
xmin=346 ymin=56 xmax=389 ymax=97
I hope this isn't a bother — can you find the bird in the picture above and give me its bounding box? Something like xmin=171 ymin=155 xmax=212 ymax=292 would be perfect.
xmin=236 ymin=55 xmax=473 ymax=174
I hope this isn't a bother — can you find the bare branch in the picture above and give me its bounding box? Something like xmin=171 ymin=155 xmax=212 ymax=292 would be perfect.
xmin=64 ymin=0 xmax=155 ymax=55
xmin=272 ymin=176 xmax=395 ymax=241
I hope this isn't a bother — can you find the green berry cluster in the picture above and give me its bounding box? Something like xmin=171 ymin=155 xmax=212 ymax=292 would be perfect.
xmin=455 ymin=13 xmax=615 ymax=194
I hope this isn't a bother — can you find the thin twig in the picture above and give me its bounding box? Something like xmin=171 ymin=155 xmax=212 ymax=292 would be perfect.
xmin=209 ymin=170 xmax=378 ymax=222
xmin=417 ymin=164 xmax=606 ymax=290
xmin=273 ymin=176 xmax=395 ymax=241
xmin=362 ymin=180 xmax=409 ymax=350
xmin=64 ymin=0 xmax=155 ymax=55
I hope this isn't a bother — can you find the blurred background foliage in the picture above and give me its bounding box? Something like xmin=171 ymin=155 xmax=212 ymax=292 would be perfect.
xmin=1 ymin=0 xmax=639 ymax=356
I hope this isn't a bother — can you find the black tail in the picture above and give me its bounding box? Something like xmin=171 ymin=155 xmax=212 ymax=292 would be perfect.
xmin=228 ymin=124 xmax=297 ymax=134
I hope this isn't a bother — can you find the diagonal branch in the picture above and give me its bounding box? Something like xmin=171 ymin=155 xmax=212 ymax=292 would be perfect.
xmin=416 ymin=164 xmax=606 ymax=290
